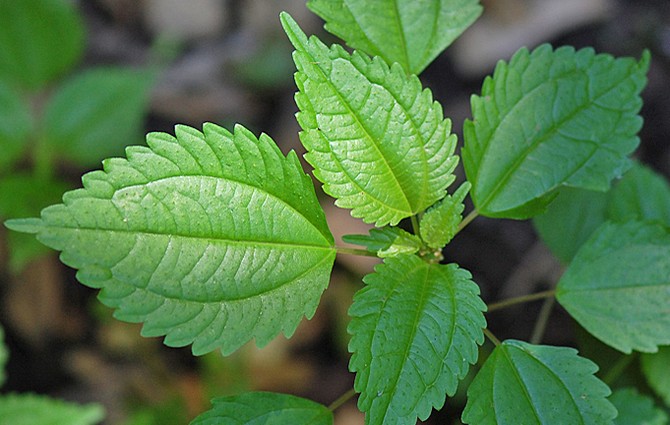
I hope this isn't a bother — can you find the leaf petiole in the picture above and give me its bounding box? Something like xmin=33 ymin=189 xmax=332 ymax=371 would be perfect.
xmin=336 ymin=246 xmax=380 ymax=257
xmin=328 ymin=387 xmax=357 ymax=412
xmin=486 ymin=289 xmax=556 ymax=313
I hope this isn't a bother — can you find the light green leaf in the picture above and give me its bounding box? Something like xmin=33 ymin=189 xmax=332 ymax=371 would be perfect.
xmin=343 ymin=227 xmax=422 ymax=257
xmin=419 ymin=181 xmax=470 ymax=248
xmin=5 ymin=123 xmax=336 ymax=356
xmin=462 ymin=340 xmax=616 ymax=424
xmin=0 ymin=325 xmax=7 ymax=388
xmin=0 ymin=82 xmax=32 ymax=172
xmin=610 ymin=387 xmax=668 ymax=425
xmin=534 ymin=162 xmax=670 ymax=263
xmin=0 ymin=174 xmax=70 ymax=272
xmin=282 ymin=13 xmax=458 ymax=226
xmin=0 ymin=393 xmax=104 ymax=425
xmin=190 ymin=392 xmax=333 ymax=425
xmin=556 ymin=221 xmax=670 ymax=353
xmin=307 ymin=0 xmax=482 ymax=75
xmin=463 ymin=44 xmax=649 ymax=219
xmin=0 ymin=0 xmax=84 ymax=89
xmin=43 ymin=67 xmax=155 ymax=167
xmin=641 ymin=346 xmax=670 ymax=407
xmin=607 ymin=163 xmax=670 ymax=225
xmin=348 ymin=255 xmax=486 ymax=425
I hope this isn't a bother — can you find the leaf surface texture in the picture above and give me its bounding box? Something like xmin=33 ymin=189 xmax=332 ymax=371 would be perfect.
xmin=463 ymin=45 xmax=649 ymax=218
xmin=348 ymin=255 xmax=485 ymax=424
xmin=557 ymin=221 xmax=670 ymax=353
xmin=462 ymin=340 xmax=616 ymax=424
xmin=307 ymin=0 xmax=482 ymax=74
xmin=282 ymin=13 xmax=458 ymax=226
xmin=6 ymin=124 xmax=335 ymax=355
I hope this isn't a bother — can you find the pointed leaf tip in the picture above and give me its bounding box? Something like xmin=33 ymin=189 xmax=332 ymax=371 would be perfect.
xmin=4 ymin=217 xmax=43 ymax=234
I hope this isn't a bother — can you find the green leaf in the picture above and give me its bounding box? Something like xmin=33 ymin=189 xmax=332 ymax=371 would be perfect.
xmin=419 ymin=181 xmax=470 ymax=248
xmin=190 ymin=392 xmax=333 ymax=425
xmin=5 ymin=123 xmax=336 ymax=356
xmin=0 ymin=393 xmax=104 ymax=425
xmin=534 ymin=162 xmax=670 ymax=263
xmin=0 ymin=0 xmax=84 ymax=89
xmin=641 ymin=346 xmax=670 ymax=407
xmin=0 ymin=82 xmax=32 ymax=172
xmin=282 ymin=13 xmax=459 ymax=226
xmin=348 ymin=255 xmax=486 ymax=424
xmin=610 ymin=387 xmax=668 ymax=425
xmin=0 ymin=174 xmax=70 ymax=272
xmin=533 ymin=186 xmax=609 ymax=263
xmin=462 ymin=340 xmax=616 ymax=424
xmin=343 ymin=227 xmax=422 ymax=257
xmin=43 ymin=67 xmax=156 ymax=167
xmin=556 ymin=221 xmax=670 ymax=353
xmin=0 ymin=325 xmax=7 ymax=388
xmin=307 ymin=0 xmax=482 ymax=75
xmin=463 ymin=44 xmax=649 ymax=219
xmin=606 ymin=163 xmax=670 ymax=225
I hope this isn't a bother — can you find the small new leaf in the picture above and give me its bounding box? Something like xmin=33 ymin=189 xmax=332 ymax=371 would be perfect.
xmin=190 ymin=392 xmax=333 ymax=425
xmin=462 ymin=340 xmax=616 ymax=424
xmin=343 ymin=227 xmax=422 ymax=257
xmin=282 ymin=13 xmax=458 ymax=226
xmin=609 ymin=387 xmax=668 ymax=425
xmin=0 ymin=393 xmax=104 ymax=425
xmin=348 ymin=255 xmax=486 ymax=425
xmin=463 ymin=44 xmax=649 ymax=218
xmin=419 ymin=181 xmax=470 ymax=248
xmin=557 ymin=221 xmax=670 ymax=353
xmin=307 ymin=0 xmax=482 ymax=75
xmin=5 ymin=124 xmax=336 ymax=356
xmin=641 ymin=346 xmax=670 ymax=407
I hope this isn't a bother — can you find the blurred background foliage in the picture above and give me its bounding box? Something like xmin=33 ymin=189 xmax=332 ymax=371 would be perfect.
xmin=0 ymin=0 xmax=668 ymax=424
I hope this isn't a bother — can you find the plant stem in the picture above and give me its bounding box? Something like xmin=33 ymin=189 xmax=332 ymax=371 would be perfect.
xmin=328 ymin=387 xmax=356 ymax=412
xmin=455 ymin=209 xmax=479 ymax=235
xmin=486 ymin=289 xmax=556 ymax=313
xmin=602 ymin=353 xmax=637 ymax=386
xmin=410 ymin=214 xmax=420 ymax=235
xmin=336 ymin=246 xmax=379 ymax=257
xmin=483 ymin=328 xmax=501 ymax=346
xmin=530 ymin=297 xmax=555 ymax=345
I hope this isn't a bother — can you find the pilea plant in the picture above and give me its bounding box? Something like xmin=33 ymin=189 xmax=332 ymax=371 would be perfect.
xmin=5 ymin=1 xmax=670 ymax=424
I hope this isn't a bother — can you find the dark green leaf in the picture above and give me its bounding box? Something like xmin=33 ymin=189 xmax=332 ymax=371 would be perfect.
xmin=557 ymin=221 xmax=670 ymax=353
xmin=462 ymin=340 xmax=616 ymax=424
xmin=190 ymin=392 xmax=333 ymax=425
xmin=463 ymin=45 xmax=649 ymax=218
xmin=0 ymin=393 xmax=104 ymax=425
xmin=534 ymin=162 xmax=670 ymax=263
xmin=5 ymin=124 xmax=336 ymax=356
xmin=607 ymin=163 xmax=670 ymax=225
xmin=348 ymin=255 xmax=486 ymax=424
xmin=282 ymin=13 xmax=459 ymax=226
xmin=43 ymin=67 xmax=155 ymax=167
xmin=0 ymin=0 xmax=84 ymax=88
xmin=307 ymin=0 xmax=482 ymax=75
xmin=641 ymin=346 xmax=670 ymax=407
xmin=0 ymin=82 xmax=31 ymax=172
xmin=610 ymin=387 xmax=668 ymax=425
